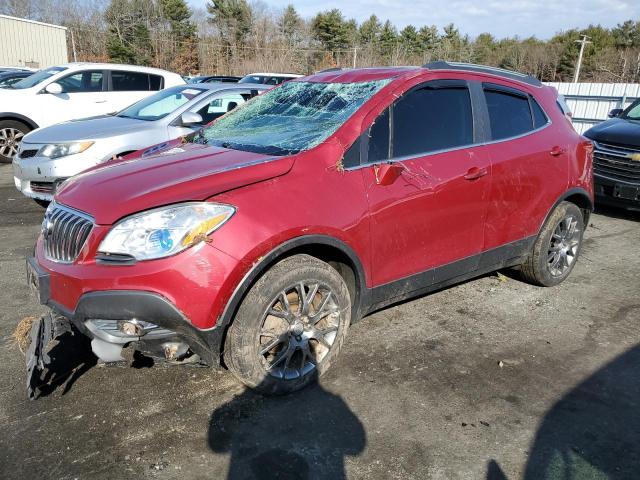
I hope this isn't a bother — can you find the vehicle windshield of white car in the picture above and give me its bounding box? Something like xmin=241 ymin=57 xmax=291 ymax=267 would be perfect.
xmin=9 ymin=66 xmax=67 ymax=89
xmin=117 ymin=85 xmax=207 ymax=121
xmin=196 ymin=79 xmax=391 ymax=155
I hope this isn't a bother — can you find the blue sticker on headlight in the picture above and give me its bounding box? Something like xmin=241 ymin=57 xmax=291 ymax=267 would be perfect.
xmin=158 ymin=229 xmax=174 ymax=251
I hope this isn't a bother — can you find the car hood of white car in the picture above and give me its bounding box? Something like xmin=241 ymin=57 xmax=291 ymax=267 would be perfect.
xmin=24 ymin=115 xmax=158 ymax=143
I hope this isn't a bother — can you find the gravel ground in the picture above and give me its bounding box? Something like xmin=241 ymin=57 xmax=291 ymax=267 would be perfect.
xmin=0 ymin=163 xmax=638 ymax=479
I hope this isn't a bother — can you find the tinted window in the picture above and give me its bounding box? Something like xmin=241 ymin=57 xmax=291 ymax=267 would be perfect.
xmin=57 ymin=71 xmax=103 ymax=93
xmin=342 ymin=136 xmax=361 ymax=168
xmin=149 ymin=74 xmax=163 ymax=90
xmin=112 ymin=71 xmax=151 ymax=91
xmin=531 ymin=97 xmax=548 ymax=128
xmin=485 ymin=89 xmax=533 ymax=140
xmin=368 ymin=107 xmax=390 ymax=163
xmin=392 ymin=87 xmax=473 ymax=158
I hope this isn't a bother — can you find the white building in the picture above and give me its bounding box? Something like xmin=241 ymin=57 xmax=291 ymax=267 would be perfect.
xmin=0 ymin=14 xmax=68 ymax=69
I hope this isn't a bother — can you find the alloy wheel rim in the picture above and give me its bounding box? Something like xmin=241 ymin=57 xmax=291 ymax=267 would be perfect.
xmin=547 ymin=215 xmax=580 ymax=277
xmin=258 ymin=281 xmax=340 ymax=380
xmin=0 ymin=127 xmax=24 ymax=158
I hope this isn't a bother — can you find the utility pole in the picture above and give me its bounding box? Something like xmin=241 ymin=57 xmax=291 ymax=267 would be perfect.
xmin=353 ymin=47 xmax=357 ymax=68
xmin=573 ymin=35 xmax=591 ymax=83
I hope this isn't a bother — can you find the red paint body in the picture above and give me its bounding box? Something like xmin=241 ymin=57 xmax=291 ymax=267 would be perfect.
xmin=36 ymin=67 xmax=593 ymax=331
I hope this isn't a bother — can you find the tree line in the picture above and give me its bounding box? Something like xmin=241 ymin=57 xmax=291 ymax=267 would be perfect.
xmin=2 ymin=0 xmax=640 ymax=82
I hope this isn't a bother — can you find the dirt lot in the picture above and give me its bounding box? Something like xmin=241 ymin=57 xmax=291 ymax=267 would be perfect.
xmin=0 ymin=162 xmax=639 ymax=479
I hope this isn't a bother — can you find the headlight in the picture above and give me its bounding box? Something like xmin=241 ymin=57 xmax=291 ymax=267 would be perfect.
xmin=38 ymin=141 xmax=94 ymax=159
xmin=98 ymin=202 xmax=235 ymax=261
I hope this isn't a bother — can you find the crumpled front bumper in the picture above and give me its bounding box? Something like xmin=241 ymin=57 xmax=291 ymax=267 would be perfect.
xmin=26 ymin=256 xmax=224 ymax=368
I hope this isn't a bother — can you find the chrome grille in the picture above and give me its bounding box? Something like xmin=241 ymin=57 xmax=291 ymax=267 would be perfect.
xmin=43 ymin=203 xmax=94 ymax=263
xmin=593 ymin=141 xmax=640 ymax=183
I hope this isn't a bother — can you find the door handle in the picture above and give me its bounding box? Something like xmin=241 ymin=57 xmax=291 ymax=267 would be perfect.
xmin=550 ymin=146 xmax=566 ymax=157
xmin=464 ymin=166 xmax=488 ymax=181
xmin=94 ymin=100 xmax=107 ymax=104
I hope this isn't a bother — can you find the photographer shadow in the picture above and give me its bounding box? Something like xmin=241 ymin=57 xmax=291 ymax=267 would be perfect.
xmin=208 ymin=375 xmax=366 ymax=479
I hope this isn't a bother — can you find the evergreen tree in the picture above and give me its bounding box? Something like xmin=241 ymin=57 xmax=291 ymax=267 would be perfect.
xmin=359 ymin=14 xmax=381 ymax=46
xmin=105 ymin=0 xmax=153 ymax=65
xmin=160 ymin=0 xmax=198 ymax=73
xmin=279 ymin=4 xmax=302 ymax=45
xmin=311 ymin=9 xmax=355 ymax=52
xmin=207 ymin=0 xmax=252 ymax=45
xmin=378 ymin=20 xmax=397 ymax=59
xmin=400 ymin=25 xmax=421 ymax=56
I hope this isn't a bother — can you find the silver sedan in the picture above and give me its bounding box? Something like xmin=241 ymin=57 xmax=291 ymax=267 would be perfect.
xmin=13 ymin=82 xmax=267 ymax=205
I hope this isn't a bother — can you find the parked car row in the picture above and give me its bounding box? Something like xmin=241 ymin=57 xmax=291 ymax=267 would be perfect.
xmin=0 ymin=64 xmax=301 ymax=164
xmin=13 ymin=82 xmax=268 ymax=204
xmin=20 ymin=61 xmax=595 ymax=399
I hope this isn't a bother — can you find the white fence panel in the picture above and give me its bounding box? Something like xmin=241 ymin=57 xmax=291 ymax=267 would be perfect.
xmin=545 ymin=82 xmax=640 ymax=134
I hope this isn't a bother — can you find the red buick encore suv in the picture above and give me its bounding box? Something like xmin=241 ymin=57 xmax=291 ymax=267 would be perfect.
xmin=27 ymin=62 xmax=594 ymax=395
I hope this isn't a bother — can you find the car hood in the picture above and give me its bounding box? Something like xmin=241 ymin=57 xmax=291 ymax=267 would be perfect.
xmin=25 ymin=115 xmax=154 ymax=143
xmin=584 ymin=118 xmax=640 ymax=147
xmin=55 ymin=142 xmax=295 ymax=225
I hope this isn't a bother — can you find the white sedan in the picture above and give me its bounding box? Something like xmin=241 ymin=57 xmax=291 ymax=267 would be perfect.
xmin=0 ymin=63 xmax=184 ymax=162
xmin=13 ymin=82 xmax=267 ymax=205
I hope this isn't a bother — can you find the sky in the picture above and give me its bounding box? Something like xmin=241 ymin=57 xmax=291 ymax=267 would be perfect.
xmin=188 ymin=0 xmax=640 ymax=39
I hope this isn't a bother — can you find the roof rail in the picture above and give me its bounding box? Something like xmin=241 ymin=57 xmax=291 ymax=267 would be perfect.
xmin=423 ymin=61 xmax=542 ymax=87
xmin=316 ymin=67 xmax=343 ymax=73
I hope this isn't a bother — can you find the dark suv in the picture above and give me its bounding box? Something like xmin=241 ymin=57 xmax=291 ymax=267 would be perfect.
xmin=584 ymin=100 xmax=640 ymax=210
xmin=26 ymin=62 xmax=594 ymax=397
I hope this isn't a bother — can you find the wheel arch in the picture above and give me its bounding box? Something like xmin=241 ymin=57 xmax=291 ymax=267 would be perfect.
xmin=540 ymin=187 xmax=594 ymax=232
xmin=214 ymin=235 xmax=368 ymax=366
xmin=0 ymin=113 xmax=38 ymax=130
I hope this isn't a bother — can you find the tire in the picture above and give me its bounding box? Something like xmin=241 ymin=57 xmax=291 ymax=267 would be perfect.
xmin=520 ymin=201 xmax=584 ymax=287
xmin=224 ymin=254 xmax=351 ymax=395
xmin=34 ymin=199 xmax=50 ymax=209
xmin=0 ymin=120 xmax=31 ymax=163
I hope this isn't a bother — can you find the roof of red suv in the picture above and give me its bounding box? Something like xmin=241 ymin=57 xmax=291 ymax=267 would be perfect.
xmin=303 ymin=67 xmax=420 ymax=84
xmin=303 ymin=63 xmax=543 ymax=89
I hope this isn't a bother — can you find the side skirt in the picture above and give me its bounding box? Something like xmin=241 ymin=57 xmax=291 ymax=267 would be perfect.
xmin=363 ymin=236 xmax=535 ymax=314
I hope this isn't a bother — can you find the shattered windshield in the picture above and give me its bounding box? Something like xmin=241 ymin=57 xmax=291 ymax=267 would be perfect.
xmin=194 ymin=79 xmax=390 ymax=155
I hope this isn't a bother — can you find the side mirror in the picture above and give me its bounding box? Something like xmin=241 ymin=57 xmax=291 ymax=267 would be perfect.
xmin=44 ymin=82 xmax=63 ymax=94
xmin=180 ymin=112 xmax=203 ymax=126
xmin=374 ymin=163 xmax=405 ymax=186
xmin=608 ymin=108 xmax=623 ymax=118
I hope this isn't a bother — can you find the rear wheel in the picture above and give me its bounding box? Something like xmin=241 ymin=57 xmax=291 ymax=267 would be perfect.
xmin=224 ymin=254 xmax=351 ymax=395
xmin=520 ymin=201 xmax=584 ymax=286
xmin=0 ymin=120 xmax=30 ymax=163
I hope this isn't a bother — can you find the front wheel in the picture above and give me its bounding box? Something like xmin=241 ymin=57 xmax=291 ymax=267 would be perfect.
xmin=520 ymin=201 xmax=585 ymax=287
xmin=224 ymin=254 xmax=351 ymax=395
xmin=0 ymin=120 xmax=30 ymax=163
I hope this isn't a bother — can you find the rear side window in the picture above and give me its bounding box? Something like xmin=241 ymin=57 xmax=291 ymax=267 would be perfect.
xmin=484 ymin=89 xmax=533 ymax=140
xmin=530 ymin=97 xmax=549 ymax=128
xmin=392 ymin=86 xmax=473 ymax=158
xmin=111 ymin=71 xmax=156 ymax=91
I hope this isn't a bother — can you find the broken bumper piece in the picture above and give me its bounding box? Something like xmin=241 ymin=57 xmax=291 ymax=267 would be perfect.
xmin=25 ymin=313 xmax=73 ymax=400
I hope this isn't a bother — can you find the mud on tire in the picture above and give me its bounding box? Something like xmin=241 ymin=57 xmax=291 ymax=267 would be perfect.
xmin=520 ymin=201 xmax=585 ymax=287
xmin=224 ymin=254 xmax=351 ymax=395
